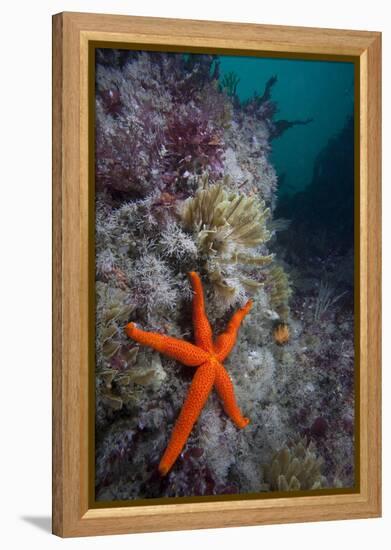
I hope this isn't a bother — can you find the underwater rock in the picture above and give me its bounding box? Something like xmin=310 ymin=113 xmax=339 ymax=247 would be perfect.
xmin=276 ymin=116 xmax=354 ymax=259
xmin=94 ymin=49 xmax=353 ymax=500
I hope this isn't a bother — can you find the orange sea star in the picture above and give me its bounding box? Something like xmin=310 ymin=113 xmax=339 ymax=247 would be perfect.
xmin=125 ymin=271 xmax=252 ymax=476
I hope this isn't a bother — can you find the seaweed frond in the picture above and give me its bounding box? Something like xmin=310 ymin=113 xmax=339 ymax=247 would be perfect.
xmin=221 ymin=71 xmax=240 ymax=98
xmin=314 ymin=280 xmax=347 ymax=321
xmin=266 ymin=264 xmax=292 ymax=321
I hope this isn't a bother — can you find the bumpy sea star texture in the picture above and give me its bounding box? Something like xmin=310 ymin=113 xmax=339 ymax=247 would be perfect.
xmin=94 ymin=51 xmax=355 ymax=500
xmin=126 ymin=272 xmax=252 ymax=475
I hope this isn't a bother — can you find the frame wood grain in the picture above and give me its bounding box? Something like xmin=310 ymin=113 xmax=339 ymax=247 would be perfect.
xmin=52 ymin=11 xmax=381 ymax=537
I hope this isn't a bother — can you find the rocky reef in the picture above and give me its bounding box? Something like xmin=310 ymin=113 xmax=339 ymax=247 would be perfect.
xmin=94 ymin=50 xmax=355 ymax=501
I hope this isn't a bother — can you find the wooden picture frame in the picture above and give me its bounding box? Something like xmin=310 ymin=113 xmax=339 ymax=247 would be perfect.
xmin=52 ymin=11 xmax=381 ymax=537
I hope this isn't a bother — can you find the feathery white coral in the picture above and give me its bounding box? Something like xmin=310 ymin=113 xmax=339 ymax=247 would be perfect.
xmin=131 ymin=254 xmax=179 ymax=320
xmin=159 ymin=223 xmax=198 ymax=262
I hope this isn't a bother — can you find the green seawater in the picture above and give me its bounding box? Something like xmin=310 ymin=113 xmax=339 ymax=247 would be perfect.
xmin=218 ymin=55 xmax=354 ymax=197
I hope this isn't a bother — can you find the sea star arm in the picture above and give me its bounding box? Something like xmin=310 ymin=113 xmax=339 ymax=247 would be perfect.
xmin=214 ymin=300 xmax=253 ymax=361
xmin=214 ymin=362 xmax=250 ymax=429
xmin=125 ymin=323 xmax=209 ymax=366
xmin=159 ymin=360 xmax=216 ymax=475
xmin=188 ymin=271 xmax=214 ymax=352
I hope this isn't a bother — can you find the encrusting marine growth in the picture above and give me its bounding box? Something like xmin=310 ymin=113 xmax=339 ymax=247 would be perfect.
xmin=125 ymin=271 xmax=252 ymax=475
